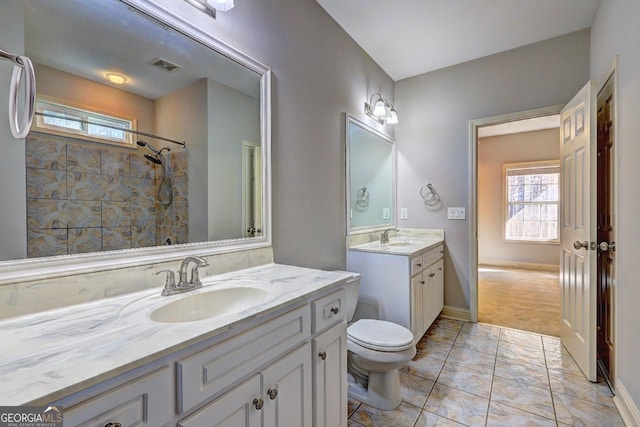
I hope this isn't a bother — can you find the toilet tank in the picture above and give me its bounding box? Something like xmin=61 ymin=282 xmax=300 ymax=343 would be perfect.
xmin=334 ymin=271 xmax=360 ymax=322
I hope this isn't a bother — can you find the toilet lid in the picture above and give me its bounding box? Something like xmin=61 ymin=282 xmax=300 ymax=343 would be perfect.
xmin=347 ymin=319 xmax=414 ymax=352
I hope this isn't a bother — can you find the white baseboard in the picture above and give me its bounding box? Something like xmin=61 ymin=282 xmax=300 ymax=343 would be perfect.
xmin=440 ymin=305 xmax=470 ymax=322
xmin=615 ymin=380 xmax=640 ymax=427
xmin=479 ymin=259 xmax=559 ymax=272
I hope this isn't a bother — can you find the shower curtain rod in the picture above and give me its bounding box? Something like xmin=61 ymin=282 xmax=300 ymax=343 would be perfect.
xmin=34 ymin=111 xmax=186 ymax=148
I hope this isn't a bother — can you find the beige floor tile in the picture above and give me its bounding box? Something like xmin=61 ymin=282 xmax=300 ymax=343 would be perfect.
xmin=432 ymin=318 xmax=464 ymax=332
xmin=416 ymin=336 xmax=453 ymax=361
xmin=348 ymin=420 xmax=366 ymax=427
xmin=437 ymin=362 xmax=493 ymax=398
xmin=350 ymin=401 xmax=421 ymax=427
xmin=454 ymin=331 xmax=499 ymax=355
xmin=426 ymin=324 xmax=460 ymax=344
xmin=403 ymin=353 xmax=445 ymax=381
xmin=424 ymin=383 xmax=489 ymax=426
xmin=549 ymin=370 xmax=615 ymax=408
xmin=497 ymin=340 xmax=546 ymax=367
xmin=461 ymin=322 xmax=501 ymax=339
xmin=494 ymin=358 xmax=550 ymax=388
xmin=446 ymin=345 xmax=496 ymax=374
xmin=348 ymin=397 xmax=361 ymax=417
xmin=553 ymin=392 xmax=626 ymax=426
xmin=491 ymin=375 xmax=555 ymax=420
xmin=499 ymin=328 xmax=544 ymax=350
xmin=486 ymin=401 xmax=557 ymax=426
xmin=545 ymin=351 xmax=583 ymax=376
xmin=415 ymin=410 xmax=466 ymax=426
xmin=400 ymin=372 xmax=434 ymax=408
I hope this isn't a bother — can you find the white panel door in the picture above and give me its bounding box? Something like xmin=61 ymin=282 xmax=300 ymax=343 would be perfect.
xmin=559 ymin=80 xmax=597 ymax=381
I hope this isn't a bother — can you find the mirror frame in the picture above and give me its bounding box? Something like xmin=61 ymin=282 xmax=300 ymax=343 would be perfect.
xmin=345 ymin=113 xmax=396 ymax=235
xmin=0 ymin=0 xmax=272 ymax=285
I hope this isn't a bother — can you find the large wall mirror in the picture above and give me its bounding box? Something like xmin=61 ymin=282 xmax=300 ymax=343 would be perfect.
xmin=346 ymin=114 xmax=396 ymax=234
xmin=0 ymin=0 xmax=271 ymax=276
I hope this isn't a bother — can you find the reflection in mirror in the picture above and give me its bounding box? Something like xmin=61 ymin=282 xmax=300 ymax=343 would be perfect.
xmin=346 ymin=114 xmax=396 ymax=234
xmin=0 ymin=0 xmax=270 ymax=261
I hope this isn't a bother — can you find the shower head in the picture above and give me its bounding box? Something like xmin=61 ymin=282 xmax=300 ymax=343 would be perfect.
xmin=137 ymin=139 xmax=160 ymax=154
xmin=144 ymin=154 xmax=162 ymax=165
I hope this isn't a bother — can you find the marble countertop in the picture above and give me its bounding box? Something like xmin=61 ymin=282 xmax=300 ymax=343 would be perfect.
xmin=348 ymin=237 xmax=444 ymax=256
xmin=0 ymin=263 xmax=351 ymax=406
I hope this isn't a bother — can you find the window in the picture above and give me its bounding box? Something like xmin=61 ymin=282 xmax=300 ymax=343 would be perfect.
xmin=504 ymin=161 xmax=560 ymax=243
xmin=34 ymin=97 xmax=136 ymax=146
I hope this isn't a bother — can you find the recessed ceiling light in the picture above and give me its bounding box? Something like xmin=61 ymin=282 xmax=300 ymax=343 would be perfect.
xmin=105 ymin=73 xmax=127 ymax=85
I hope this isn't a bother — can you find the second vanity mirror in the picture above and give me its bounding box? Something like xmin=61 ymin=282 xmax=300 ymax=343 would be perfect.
xmin=0 ymin=0 xmax=271 ymax=268
xmin=346 ymin=114 xmax=396 ymax=234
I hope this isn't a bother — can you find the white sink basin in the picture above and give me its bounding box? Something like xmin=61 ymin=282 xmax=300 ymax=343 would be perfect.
xmin=150 ymin=287 xmax=269 ymax=323
xmin=386 ymin=241 xmax=411 ymax=247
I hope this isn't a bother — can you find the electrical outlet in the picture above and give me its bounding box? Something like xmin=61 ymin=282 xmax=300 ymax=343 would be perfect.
xmin=400 ymin=208 xmax=408 ymax=220
xmin=382 ymin=207 xmax=390 ymax=219
xmin=448 ymin=207 xmax=466 ymax=220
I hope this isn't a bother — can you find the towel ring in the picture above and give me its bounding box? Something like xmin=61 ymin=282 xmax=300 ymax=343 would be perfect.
xmin=356 ymin=186 xmax=370 ymax=208
xmin=8 ymin=55 xmax=36 ymax=139
xmin=420 ymin=183 xmax=440 ymax=206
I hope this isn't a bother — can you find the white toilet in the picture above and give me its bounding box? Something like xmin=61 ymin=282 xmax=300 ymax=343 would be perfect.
xmin=341 ymin=272 xmax=416 ymax=410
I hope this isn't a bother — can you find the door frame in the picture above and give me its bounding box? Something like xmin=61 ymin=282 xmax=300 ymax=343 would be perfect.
xmin=468 ymin=104 xmax=564 ymax=322
xmin=596 ymin=57 xmax=619 ymax=389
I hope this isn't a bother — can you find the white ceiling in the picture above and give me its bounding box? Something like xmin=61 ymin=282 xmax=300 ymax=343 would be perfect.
xmin=316 ymin=0 xmax=601 ymax=81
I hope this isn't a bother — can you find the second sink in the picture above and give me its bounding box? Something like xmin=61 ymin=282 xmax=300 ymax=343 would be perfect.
xmin=150 ymin=286 xmax=269 ymax=323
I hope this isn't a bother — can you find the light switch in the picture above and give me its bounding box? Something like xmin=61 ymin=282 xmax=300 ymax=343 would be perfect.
xmin=400 ymin=208 xmax=408 ymax=220
xmin=448 ymin=207 xmax=466 ymax=220
xmin=382 ymin=208 xmax=390 ymax=219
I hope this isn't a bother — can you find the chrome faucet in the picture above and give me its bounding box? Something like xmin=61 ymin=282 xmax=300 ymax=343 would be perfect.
xmin=156 ymin=256 xmax=210 ymax=296
xmin=380 ymin=228 xmax=399 ymax=244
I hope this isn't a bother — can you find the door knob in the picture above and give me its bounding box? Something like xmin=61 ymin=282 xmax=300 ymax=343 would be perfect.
xmin=267 ymin=388 xmax=278 ymax=400
xmin=573 ymin=241 xmax=589 ymax=250
xmin=599 ymin=241 xmax=616 ymax=252
xmin=319 ymin=351 xmax=327 ymax=360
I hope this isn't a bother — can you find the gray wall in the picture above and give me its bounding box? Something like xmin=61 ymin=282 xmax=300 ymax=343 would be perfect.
xmin=395 ymin=30 xmax=590 ymax=309
xmin=153 ymin=0 xmax=395 ymax=270
xmin=591 ymin=0 xmax=640 ymax=411
xmin=478 ymin=129 xmax=560 ymax=267
xmin=0 ymin=2 xmax=26 ymax=260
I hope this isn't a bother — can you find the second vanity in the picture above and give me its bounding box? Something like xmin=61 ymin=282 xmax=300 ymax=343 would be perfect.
xmin=347 ymin=230 xmax=445 ymax=343
xmin=0 ymin=263 xmax=351 ymax=427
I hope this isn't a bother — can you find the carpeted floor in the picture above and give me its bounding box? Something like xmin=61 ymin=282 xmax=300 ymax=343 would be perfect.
xmin=478 ymin=266 xmax=561 ymax=337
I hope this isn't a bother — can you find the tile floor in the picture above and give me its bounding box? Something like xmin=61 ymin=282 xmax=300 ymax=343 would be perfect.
xmin=348 ymin=318 xmax=625 ymax=427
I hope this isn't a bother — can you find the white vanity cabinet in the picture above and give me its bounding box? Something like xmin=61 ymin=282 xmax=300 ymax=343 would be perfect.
xmin=53 ymin=285 xmax=348 ymax=427
xmin=348 ymin=243 xmax=444 ymax=343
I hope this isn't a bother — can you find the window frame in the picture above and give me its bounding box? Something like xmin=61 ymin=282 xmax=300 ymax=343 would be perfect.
xmin=33 ymin=95 xmax=137 ymax=147
xmin=502 ymin=160 xmax=561 ymax=245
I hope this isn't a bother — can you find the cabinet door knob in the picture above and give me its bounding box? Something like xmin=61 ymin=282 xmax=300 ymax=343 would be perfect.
xmin=267 ymin=388 xmax=278 ymax=400
xmin=330 ymin=306 xmax=339 ymax=315
xmin=319 ymin=351 xmax=327 ymax=360
xmin=253 ymin=398 xmax=264 ymax=410
xmin=420 ymin=280 xmax=425 ymax=285
xmin=438 ymin=267 xmax=442 ymax=271
xmin=416 ymin=263 xmax=422 ymax=267
xmin=429 ymin=273 xmax=435 ymax=278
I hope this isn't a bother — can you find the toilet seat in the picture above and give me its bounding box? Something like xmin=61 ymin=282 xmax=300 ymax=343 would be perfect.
xmin=347 ymin=319 xmax=414 ymax=352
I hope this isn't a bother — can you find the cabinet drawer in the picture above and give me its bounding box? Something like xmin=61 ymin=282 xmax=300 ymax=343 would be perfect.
xmin=177 ymin=304 xmax=310 ymax=414
xmin=311 ymin=289 xmax=345 ymax=333
xmin=63 ymin=367 xmax=173 ymax=427
xmin=422 ymin=244 xmax=444 ymax=267
xmin=410 ymin=255 xmax=424 ymax=276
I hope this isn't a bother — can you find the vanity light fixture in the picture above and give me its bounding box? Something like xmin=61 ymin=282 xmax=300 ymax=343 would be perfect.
xmin=365 ymin=92 xmax=399 ymax=125
xmin=105 ymin=73 xmax=127 ymax=85
xmin=184 ymin=0 xmax=234 ymax=18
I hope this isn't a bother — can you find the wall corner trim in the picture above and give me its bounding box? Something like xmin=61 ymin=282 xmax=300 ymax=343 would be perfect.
xmin=614 ymin=380 xmax=640 ymax=427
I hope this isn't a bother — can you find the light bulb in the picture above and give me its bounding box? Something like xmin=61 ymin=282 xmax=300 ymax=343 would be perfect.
xmin=373 ymin=100 xmax=386 ymax=117
xmin=386 ymin=109 xmax=398 ymax=125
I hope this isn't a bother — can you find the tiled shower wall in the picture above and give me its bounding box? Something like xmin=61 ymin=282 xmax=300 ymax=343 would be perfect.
xmin=26 ymin=134 xmax=188 ymax=258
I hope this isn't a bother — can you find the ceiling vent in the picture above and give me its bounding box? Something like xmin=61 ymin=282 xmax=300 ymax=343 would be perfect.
xmin=149 ymin=57 xmax=181 ymax=72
